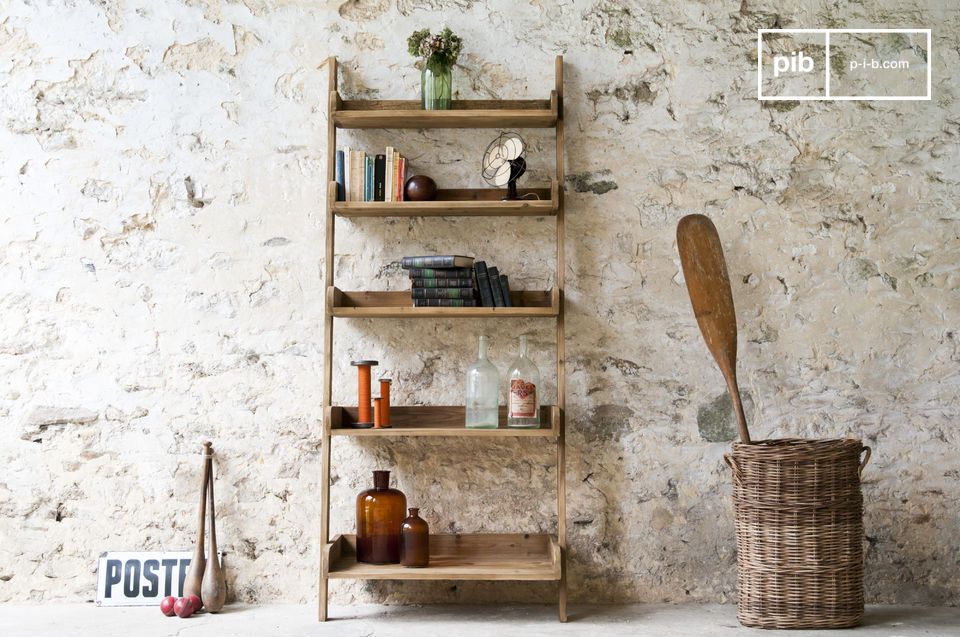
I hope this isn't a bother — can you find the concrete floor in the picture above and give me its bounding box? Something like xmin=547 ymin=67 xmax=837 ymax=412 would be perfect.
xmin=1 ymin=603 xmax=958 ymax=637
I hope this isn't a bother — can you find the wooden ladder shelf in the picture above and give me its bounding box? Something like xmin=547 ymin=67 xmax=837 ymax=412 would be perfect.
xmin=319 ymin=55 xmax=567 ymax=622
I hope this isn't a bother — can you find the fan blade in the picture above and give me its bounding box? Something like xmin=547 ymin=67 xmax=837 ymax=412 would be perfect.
xmin=492 ymin=162 xmax=512 ymax=187
xmin=482 ymin=155 xmax=507 ymax=180
xmin=501 ymin=137 xmax=523 ymax=160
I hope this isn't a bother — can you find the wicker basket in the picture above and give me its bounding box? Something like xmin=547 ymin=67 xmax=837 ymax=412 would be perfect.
xmin=724 ymin=438 xmax=871 ymax=629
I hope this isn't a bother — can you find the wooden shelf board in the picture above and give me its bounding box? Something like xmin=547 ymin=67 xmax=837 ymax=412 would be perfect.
xmin=328 ymin=287 xmax=559 ymax=318
xmin=329 ymin=405 xmax=558 ymax=437
xmin=333 ymin=187 xmax=557 ymax=218
xmin=326 ymin=533 xmax=561 ymax=580
xmin=332 ymin=94 xmax=558 ymax=129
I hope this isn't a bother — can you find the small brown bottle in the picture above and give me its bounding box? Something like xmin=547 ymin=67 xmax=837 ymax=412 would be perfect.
xmin=400 ymin=508 xmax=429 ymax=568
xmin=356 ymin=470 xmax=406 ymax=564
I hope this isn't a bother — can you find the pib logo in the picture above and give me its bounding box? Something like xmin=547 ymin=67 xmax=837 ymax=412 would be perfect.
xmin=773 ymin=51 xmax=815 ymax=77
xmin=758 ymin=29 xmax=931 ymax=101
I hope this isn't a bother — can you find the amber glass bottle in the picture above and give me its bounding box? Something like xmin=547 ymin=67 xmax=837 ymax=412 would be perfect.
xmin=400 ymin=508 xmax=430 ymax=568
xmin=356 ymin=470 xmax=406 ymax=564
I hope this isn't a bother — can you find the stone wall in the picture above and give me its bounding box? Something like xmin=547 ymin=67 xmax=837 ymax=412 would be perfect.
xmin=1 ymin=0 xmax=957 ymax=606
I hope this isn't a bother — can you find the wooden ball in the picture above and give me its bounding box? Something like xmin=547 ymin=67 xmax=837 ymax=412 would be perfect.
xmin=404 ymin=175 xmax=437 ymax=201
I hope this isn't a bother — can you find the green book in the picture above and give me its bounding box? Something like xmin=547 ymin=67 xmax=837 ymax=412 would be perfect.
xmin=407 ymin=267 xmax=473 ymax=279
xmin=413 ymin=298 xmax=477 ymax=307
xmin=411 ymin=277 xmax=474 ymax=288
xmin=401 ymin=255 xmax=474 ymax=269
xmin=473 ymin=261 xmax=495 ymax=307
xmin=488 ymin=266 xmax=505 ymax=307
xmin=411 ymin=287 xmax=475 ymax=300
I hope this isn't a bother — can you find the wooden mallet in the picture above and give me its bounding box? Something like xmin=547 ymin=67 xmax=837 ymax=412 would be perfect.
xmin=182 ymin=442 xmax=211 ymax=600
xmin=201 ymin=445 xmax=226 ymax=612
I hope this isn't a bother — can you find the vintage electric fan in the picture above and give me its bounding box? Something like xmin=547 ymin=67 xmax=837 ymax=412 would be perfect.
xmin=482 ymin=132 xmax=527 ymax=200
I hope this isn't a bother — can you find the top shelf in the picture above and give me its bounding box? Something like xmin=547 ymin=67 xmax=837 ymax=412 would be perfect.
xmin=331 ymin=92 xmax=558 ymax=129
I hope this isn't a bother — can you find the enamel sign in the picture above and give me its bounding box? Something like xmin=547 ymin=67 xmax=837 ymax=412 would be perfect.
xmin=95 ymin=551 xmax=215 ymax=606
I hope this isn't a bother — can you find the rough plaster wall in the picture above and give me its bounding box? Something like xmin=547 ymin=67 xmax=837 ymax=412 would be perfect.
xmin=1 ymin=0 xmax=958 ymax=607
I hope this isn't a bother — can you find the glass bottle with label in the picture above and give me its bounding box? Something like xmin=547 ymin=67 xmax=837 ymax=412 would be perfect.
xmin=465 ymin=335 xmax=499 ymax=428
xmin=507 ymin=335 xmax=540 ymax=428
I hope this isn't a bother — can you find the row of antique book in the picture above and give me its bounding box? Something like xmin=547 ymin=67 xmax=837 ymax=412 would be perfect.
xmin=400 ymin=255 xmax=512 ymax=308
xmin=335 ymin=146 xmax=407 ymax=202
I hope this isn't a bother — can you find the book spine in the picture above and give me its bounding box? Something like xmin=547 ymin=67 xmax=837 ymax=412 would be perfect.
xmin=411 ymin=287 xmax=475 ymax=299
xmin=473 ymin=261 xmax=495 ymax=307
xmin=413 ymin=298 xmax=477 ymax=307
xmin=348 ymin=150 xmax=355 ymax=202
xmin=488 ymin=266 xmax=505 ymax=307
xmin=397 ymin=155 xmax=405 ymax=201
xmin=498 ymin=274 xmax=513 ymax=307
xmin=358 ymin=151 xmax=365 ymax=202
xmin=335 ymin=150 xmax=345 ymax=201
xmin=362 ymin=153 xmax=368 ymax=201
xmin=358 ymin=151 xmax=364 ymax=202
xmin=394 ymin=156 xmax=401 ymax=201
xmin=365 ymin=155 xmax=373 ymax=201
xmin=392 ymin=151 xmax=399 ymax=202
xmin=406 ymin=267 xmax=473 ymax=279
xmin=370 ymin=156 xmax=375 ymax=201
xmin=385 ymin=147 xmax=394 ymax=203
xmin=374 ymin=154 xmax=386 ymax=201
xmin=346 ymin=150 xmax=352 ymax=202
xmin=350 ymin=150 xmax=360 ymax=202
xmin=401 ymin=256 xmax=459 ymax=269
xmin=342 ymin=146 xmax=351 ymax=201
xmin=411 ymin=277 xmax=474 ymax=288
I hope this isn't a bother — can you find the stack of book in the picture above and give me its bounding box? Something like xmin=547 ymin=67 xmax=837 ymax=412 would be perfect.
xmin=472 ymin=260 xmax=513 ymax=308
xmin=401 ymin=255 xmax=478 ymax=307
xmin=399 ymin=256 xmax=514 ymax=308
xmin=335 ymin=146 xmax=408 ymax=202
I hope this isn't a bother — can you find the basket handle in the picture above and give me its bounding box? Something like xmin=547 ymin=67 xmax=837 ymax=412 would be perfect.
xmin=858 ymin=445 xmax=872 ymax=477
xmin=723 ymin=453 xmax=742 ymax=484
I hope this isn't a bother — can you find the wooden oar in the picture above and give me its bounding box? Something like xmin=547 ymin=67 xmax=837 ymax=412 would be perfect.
xmin=677 ymin=214 xmax=752 ymax=444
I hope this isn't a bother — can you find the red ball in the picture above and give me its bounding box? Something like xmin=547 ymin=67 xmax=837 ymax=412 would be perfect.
xmin=174 ymin=597 xmax=194 ymax=618
xmin=160 ymin=595 xmax=176 ymax=616
xmin=186 ymin=594 xmax=203 ymax=612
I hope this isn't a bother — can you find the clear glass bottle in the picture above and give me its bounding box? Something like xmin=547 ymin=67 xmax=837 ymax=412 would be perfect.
xmin=465 ymin=335 xmax=500 ymax=429
xmin=507 ymin=335 xmax=540 ymax=428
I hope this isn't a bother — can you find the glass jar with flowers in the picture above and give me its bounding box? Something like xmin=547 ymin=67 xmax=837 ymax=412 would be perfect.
xmin=407 ymin=27 xmax=463 ymax=111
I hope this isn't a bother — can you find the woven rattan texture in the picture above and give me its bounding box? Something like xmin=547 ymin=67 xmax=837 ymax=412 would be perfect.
xmin=727 ymin=438 xmax=870 ymax=629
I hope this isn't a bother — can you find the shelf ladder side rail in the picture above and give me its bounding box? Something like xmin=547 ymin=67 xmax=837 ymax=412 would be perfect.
xmin=554 ymin=54 xmax=568 ymax=623
xmin=319 ymin=55 xmax=338 ymax=623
